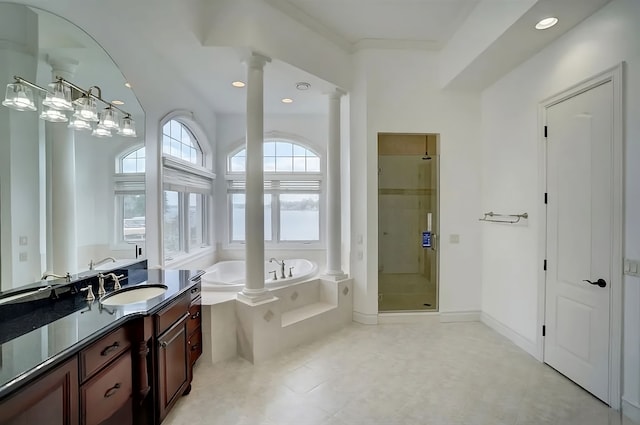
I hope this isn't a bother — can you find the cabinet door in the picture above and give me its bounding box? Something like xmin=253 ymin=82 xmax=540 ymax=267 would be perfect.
xmin=157 ymin=315 xmax=189 ymax=421
xmin=81 ymin=351 xmax=132 ymax=425
xmin=0 ymin=357 xmax=79 ymax=425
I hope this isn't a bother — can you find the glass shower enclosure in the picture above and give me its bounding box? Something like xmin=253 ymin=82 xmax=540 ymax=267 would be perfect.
xmin=378 ymin=133 xmax=439 ymax=312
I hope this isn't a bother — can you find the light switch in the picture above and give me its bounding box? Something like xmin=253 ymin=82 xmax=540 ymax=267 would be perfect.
xmin=19 ymin=252 xmax=27 ymax=262
xmin=449 ymin=234 xmax=460 ymax=244
xmin=19 ymin=236 xmax=27 ymax=246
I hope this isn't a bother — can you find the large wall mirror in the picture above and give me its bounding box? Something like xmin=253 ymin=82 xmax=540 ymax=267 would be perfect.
xmin=0 ymin=3 xmax=146 ymax=291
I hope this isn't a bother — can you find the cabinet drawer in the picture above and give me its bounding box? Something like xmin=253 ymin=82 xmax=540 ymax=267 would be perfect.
xmin=81 ymin=326 xmax=131 ymax=381
xmin=156 ymin=294 xmax=190 ymax=335
xmin=187 ymin=327 xmax=202 ymax=367
xmin=187 ymin=301 xmax=201 ymax=337
xmin=82 ymin=351 xmax=132 ymax=425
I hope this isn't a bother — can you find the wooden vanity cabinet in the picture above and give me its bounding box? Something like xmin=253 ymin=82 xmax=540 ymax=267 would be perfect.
xmin=0 ymin=357 xmax=79 ymax=425
xmin=155 ymin=282 xmax=202 ymax=422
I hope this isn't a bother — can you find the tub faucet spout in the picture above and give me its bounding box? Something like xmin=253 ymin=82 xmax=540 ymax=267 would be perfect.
xmin=269 ymin=258 xmax=286 ymax=279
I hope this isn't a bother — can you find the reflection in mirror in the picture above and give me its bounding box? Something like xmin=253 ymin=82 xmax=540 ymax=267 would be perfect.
xmin=0 ymin=3 xmax=145 ymax=292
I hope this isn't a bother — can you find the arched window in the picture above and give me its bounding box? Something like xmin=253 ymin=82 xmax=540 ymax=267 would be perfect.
xmin=162 ymin=119 xmax=203 ymax=165
xmin=227 ymin=138 xmax=322 ymax=244
xmin=114 ymin=146 xmax=146 ymax=244
xmin=161 ymin=117 xmax=213 ymax=261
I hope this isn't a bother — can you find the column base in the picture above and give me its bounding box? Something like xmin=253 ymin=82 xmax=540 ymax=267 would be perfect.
xmin=321 ymin=271 xmax=348 ymax=281
xmin=237 ymin=288 xmax=276 ymax=304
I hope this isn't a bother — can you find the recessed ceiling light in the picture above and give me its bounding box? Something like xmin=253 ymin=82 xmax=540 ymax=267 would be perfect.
xmin=296 ymin=82 xmax=310 ymax=90
xmin=124 ymin=82 xmax=132 ymax=88
xmin=281 ymin=98 xmax=294 ymax=104
xmin=112 ymin=100 xmax=125 ymax=105
xmin=535 ymin=17 xmax=558 ymax=30
xmin=232 ymin=81 xmax=246 ymax=88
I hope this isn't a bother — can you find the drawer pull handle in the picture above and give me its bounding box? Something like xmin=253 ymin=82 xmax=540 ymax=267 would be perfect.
xmin=100 ymin=342 xmax=120 ymax=356
xmin=104 ymin=383 xmax=121 ymax=398
xmin=190 ymin=287 xmax=199 ymax=294
xmin=191 ymin=311 xmax=200 ymax=319
xmin=190 ymin=344 xmax=200 ymax=351
xmin=159 ymin=341 xmax=168 ymax=348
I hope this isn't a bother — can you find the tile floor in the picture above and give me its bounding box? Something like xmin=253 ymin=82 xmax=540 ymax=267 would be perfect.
xmin=164 ymin=320 xmax=636 ymax=425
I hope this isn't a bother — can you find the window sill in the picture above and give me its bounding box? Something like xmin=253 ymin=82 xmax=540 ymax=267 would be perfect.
xmin=224 ymin=242 xmax=325 ymax=251
xmin=165 ymin=246 xmax=215 ymax=269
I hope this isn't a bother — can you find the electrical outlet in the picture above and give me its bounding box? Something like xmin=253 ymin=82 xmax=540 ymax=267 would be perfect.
xmin=19 ymin=252 xmax=27 ymax=262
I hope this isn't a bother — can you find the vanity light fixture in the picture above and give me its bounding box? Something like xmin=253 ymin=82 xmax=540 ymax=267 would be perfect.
xmin=2 ymin=76 xmax=137 ymax=138
xmin=535 ymin=17 xmax=558 ymax=30
xmin=231 ymin=81 xmax=246 ymax=88
xmin=281 ymin=98 xmax=294 ymax=104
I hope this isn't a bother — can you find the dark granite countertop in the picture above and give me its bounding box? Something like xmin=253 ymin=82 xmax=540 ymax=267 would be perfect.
xmin=0 ymin=268 xmax=203 ymax=400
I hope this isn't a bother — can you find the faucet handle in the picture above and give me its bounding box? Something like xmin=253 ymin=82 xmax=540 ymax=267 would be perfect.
xmin=109 ymin=273 xmax=126 ymax=290
xmin=81 ymin=285 xmax=95 ymax=302
xmin=97 ymin=273 xmax=107 ymax=296
xmin=269 ymin=270 xmax=278 ymax=281
xmin=289 ymin=266 xmax=294 ymax=278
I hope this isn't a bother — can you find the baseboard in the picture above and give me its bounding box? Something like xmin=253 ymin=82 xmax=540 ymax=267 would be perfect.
xmin=481 ymin=312 xmax=538 ymax=358
xmin=623 ymin=398 xmax=640 ymax=424
xmin=378 ymin=312 xmax=439 ymax=324
xmin=439 ymin=311 xmax=481 ymax=323
xmin=353 ymin=311 xmax=378 ymax=325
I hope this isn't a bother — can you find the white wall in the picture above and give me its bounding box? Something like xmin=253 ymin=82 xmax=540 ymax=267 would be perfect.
xmin=214 ymin=113 xmax=329 ymax=269
xmin=350 ymin=48 xmax=483 ymax=322
xmin=480 ymin=0 xmax=640 ymax=414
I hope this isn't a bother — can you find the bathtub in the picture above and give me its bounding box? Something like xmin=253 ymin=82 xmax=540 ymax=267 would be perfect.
xmin=202 ymin=259 xmax=318 ymax=292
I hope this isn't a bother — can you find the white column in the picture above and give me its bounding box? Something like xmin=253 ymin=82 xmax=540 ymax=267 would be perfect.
xmin=47 ymin=57 xmax=79 ymax=275
xmin=324 ymin=89 xmax=347 ymax=279
xmin=239 ymin=52 xmax=272 ymax=302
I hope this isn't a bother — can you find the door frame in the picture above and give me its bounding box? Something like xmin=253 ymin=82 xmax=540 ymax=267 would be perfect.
xmin=536 ymin=63 xmax=624 ymax=408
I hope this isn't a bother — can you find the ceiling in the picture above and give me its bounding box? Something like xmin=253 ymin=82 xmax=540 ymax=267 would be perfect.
xmin=7 ymin=0 xmax=612 ymax=118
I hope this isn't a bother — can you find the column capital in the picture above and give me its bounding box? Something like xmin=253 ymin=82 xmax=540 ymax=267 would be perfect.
xmin=242 ymin=51 xmax=272 ymax=70
xmin=326 ymin=88 xmax=346 ymax=99
xmin=46 ymin=55 xmax=79 ymax=79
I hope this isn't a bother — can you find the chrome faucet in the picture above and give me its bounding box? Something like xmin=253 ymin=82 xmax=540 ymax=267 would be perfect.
xmin=41 ymin=272 xmax=71 ymax=282
xmin=269 ymin=258 xmax=286 ymax=279
xmin=88 ymin=257 xmax=116 ymax=270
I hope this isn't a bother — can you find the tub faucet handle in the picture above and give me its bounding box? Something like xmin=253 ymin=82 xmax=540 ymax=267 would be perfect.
xmin=288 ymin=266 xmax=294 ymax=278
xmin=81 ymin=285 xmax=95 ymax=302
xmin=269 ymin=270 xmax=278 ymax=281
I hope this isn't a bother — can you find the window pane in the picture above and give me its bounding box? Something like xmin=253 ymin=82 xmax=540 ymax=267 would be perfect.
xmin=231 ymin=194 xmax=272 ymax=241
xmin=181 ymin=143 xmax=190 ymax=161
xmin=293 ymin=157 xmax=306 ymax=172
xmin=264 ymin=142 xmax=276 ymax=156
xmin=276 ymin=156 xmax=292 ymax=172
xmin=306 ymin=157 xmax=320 ymax=172
xmin=122 ymin=158 xmax=137 ymax=173
xmin=280 ymin=194 xmax=319 ymax=241
xmin=162 ymin=135 xmax=171 ymax=155
xmin=190 ymin=149 xmax=197 ymax=164
xmin=138 ymin=147 xmax=146 ymax=158
xmin=162 ymin=122 xmax=171 ymax=136
xmin=264 ymin=156 xmax=276 ymax=172
xmin=121 ymin=194 xmax=145 ymax=243
xmin=181 ymin=130 xmax=192 ymax=146
xmin=275 ymin=141 xmax=292 ymax=156
xmin=170 ymin=140 xmax=181 ymax=158
xmin=189 ymin=193 xmax=204 ymax=247
xmin=230 ymin=156 xmax=246 ymax=172
xmin=264 ymin=194 xmax=272 ymax=241
xmin=163 ymin=191 xmax=181 ymax=255
xmin=293 ymin=144 xmax=306 ymax=156
xmin=231 ymin=194 xmax=245 ymax=241
xmin=170 ymin=120 xmax=181 ymax=140
xmin=139 ymin=159 xmax=146 ymax=173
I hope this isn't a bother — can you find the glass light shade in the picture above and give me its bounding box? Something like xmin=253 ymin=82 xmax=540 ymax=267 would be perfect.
xmin=73 ymin=95 xmax=99 ymax=122
xmin=92 ymin=126 xmax=112 ymax=138
xmin=117 ymin=115 xmax=137 ymax=137
xmin=42 ymin=81 xmax=73 ymax=111
xmin=39 ymin=106 xmax=68 ymax=122
xmin=68 ymin=117 xmax=92 ymax=131
xmin=2 ymin=83 xmax=37 ymax=111
xmin=99 ymin=107 xmax=120 ymax=130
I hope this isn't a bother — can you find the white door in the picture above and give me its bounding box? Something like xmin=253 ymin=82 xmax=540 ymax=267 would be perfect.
xmin=544 ymin=80 xmax=613 ymax=403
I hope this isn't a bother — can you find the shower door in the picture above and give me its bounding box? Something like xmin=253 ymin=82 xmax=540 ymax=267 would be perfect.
xmin=378 ymin=134 xmax=439 ymax=312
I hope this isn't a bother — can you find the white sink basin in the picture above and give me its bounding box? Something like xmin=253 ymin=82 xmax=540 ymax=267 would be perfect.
xmin=100 ymin=284 xmax=167 ymax=306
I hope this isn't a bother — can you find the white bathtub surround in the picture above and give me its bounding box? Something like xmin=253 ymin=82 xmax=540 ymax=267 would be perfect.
xmin=202 ymin=259 xmax=318 ymax=292
xmin=200 ymin=299 xmax=237 ymax=365
xmin=240 ymin=51 xmax=273 ymax=304
xmin=235 ymin=277 xmax=353 ymax=363
xmin=324 ymin=88 xmax=347 ymax=280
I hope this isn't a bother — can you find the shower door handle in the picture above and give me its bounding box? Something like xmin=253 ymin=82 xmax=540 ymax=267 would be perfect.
xmin=430 ymin=233 xmax=437 ymax=251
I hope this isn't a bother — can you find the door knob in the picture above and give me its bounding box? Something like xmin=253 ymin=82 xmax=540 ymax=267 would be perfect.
xmin=583 ymin=278 xmax=607 ymax=288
